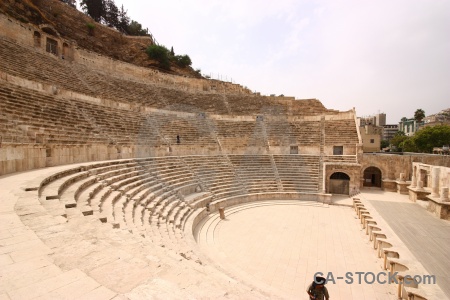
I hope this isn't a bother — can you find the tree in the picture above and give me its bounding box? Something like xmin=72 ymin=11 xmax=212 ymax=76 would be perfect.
xmin=127 ymin=20 xmax=148 ymax=36
xmin=103 ymin=0 xmax=119 ymax=28
xmin=380 ymin=140 xmax=389 ymax=149
xmin=390 ymin=131 xmax=408 ymax=150
xmin=413 ymin=125 xmax=450 ymax=153
xmin=414 ymin=109 xmax=425 ymax=131
xmin=117 ymin=5 xmax=130 ymax=33
xmin=414 ymin=109 xmax=425 ymax=123
xmin=80 ymin=0 xmax=104 ymax=22
xmin=399 ymin=138 xmax=417 ymax=152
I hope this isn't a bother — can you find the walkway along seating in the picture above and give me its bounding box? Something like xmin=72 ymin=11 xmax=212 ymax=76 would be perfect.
xmin=351 ymin=198 xmax=437 ymax=300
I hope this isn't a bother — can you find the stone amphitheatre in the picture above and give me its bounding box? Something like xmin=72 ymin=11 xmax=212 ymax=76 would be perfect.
xmin=0 ymin=2 xmax=449 ymax=300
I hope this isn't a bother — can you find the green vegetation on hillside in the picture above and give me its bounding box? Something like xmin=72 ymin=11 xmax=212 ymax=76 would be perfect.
xmin=146 ymin=45 xmax=192 ymax=70
xmin=76 ymin=0 xmax=149 ymax=36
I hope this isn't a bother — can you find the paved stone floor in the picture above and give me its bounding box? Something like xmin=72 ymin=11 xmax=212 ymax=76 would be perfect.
xmin=362 ymin=191 xmax=450 ymax=299
xmin=196 ymin=200 xmax=397 ymax=299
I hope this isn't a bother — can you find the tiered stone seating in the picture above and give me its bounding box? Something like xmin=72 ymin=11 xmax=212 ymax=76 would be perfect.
xmin=0 ymin=80 xmax=156 ymax=145
xmin=0 ymin=19 xmax=373 ymax=299
xmin=0 ymin=37 xmax=341 ymax=118
xmin=148 ymin=157 xmax=198 ymax=190
xmin=182 ymin=155 xmax=246 ymax=200
xmin=228 ymin=155 xmax=279 ymax=193
xmin=214 ymin=119 xmax=268 ymax=149
xmin=225 ymin=94 xmax=288 ymax=115
xmin=273 ymin=155 xmax=320 ymax=192
xmin=264 ymin=120 xmax=297 ymax=147
xmin=323 ymin=155 xmax=358 ymax=163
xmin=289 ymin=99 xmax=333 ymax=115
xmin=35 ymin=158 xmax=199 ymax=253
xmin=151 ymin=89 xmax=230 ymax=115
xmin=70 ymin=63 xmax=230 ymax=115
xmin=0 ymin=37 xmax=93 ymax=96
xmin=0 ymin=80 xmax=222 ymax=147
xmin=291 ymin=120 xmax=321 ymax=146
xmin=324 ymin=119 xmax=359 ymax=145
xmin=0 ymin=38 xmax=222 ymax=115
xmin=148 ymin=113 xmax=217 ymax=146
xmin=265 ymin=120 xmax=321 ymax=147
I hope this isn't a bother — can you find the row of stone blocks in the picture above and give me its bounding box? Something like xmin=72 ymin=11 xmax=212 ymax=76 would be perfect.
xmin=353 ymin=198 xmax=430 ymax=300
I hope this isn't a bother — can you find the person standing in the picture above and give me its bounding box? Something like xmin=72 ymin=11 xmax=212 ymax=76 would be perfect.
xmin=306 ymin=276 xmax=329 ymax=300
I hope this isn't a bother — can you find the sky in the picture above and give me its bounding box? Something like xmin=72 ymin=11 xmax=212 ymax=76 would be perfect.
xmin=91 ymin=0 xmax=449 ymax=124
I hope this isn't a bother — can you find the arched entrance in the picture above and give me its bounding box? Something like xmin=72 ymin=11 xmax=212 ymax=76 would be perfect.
xmin=363 ymin=167 xmax=382 ymax=188
xmin=329 ymin=172 xmax=350 ymax=195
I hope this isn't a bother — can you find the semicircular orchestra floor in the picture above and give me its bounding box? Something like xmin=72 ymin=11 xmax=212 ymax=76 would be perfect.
xmin=195 ymin=200 xmax=396 ymax=300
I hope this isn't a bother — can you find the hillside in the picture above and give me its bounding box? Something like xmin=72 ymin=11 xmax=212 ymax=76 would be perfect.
xmin=0 ymin=0 xmax=201 ymax=78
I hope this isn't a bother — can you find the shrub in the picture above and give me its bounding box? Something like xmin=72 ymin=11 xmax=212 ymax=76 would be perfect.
xmin=86 ymin=23 xmax=95 ymax=35
xmin=174 ymin=55 xmax=192 ymax=68
xmin=146 ymin=45 xmax=170 ymax=70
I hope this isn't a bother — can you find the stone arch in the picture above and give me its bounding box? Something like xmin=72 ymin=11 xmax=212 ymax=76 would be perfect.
xmin=33 ymin=31 xmax=41 ymax=47
xmin=363 ymin=166 xmax=382 ymax=188
xmin=40 ymin=25 xmax=60 ymax=37
xmin=329 ymin=172 xmax=350 ymax=195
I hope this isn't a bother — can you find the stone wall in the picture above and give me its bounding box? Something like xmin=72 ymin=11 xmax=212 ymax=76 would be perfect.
xmin=0 ymin=143 xmax=169 ymax=176
xmin=0 ymin=144 xmax=46 ymax=175
xmin=360 ymin=153 xmax=450 ymax=188
xmin=0 ymin=15 xmax=35 ymax=47
xmin=324 ymin=163 xmax=361 ymax=195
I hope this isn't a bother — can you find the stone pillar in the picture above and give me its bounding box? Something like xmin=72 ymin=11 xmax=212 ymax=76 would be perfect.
xmin=440 ymin=187 xmax=449 ymax=202
xmin=410 ymin=170 xmax=417 ymax=188
xmin=431 ymin=168 xmax=440 ymax=198
xmin=410 ymin=175 xmax=416 ymax=188
xmin=417 ymin=180 xmax=424 ymax=191
xmin=399 ymin=173 xmax=406 ymax=182
xmin=411 ymin=166 xmax=418 ymax=188
xmin=219 ymin=207 xmax=225 ymax=220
